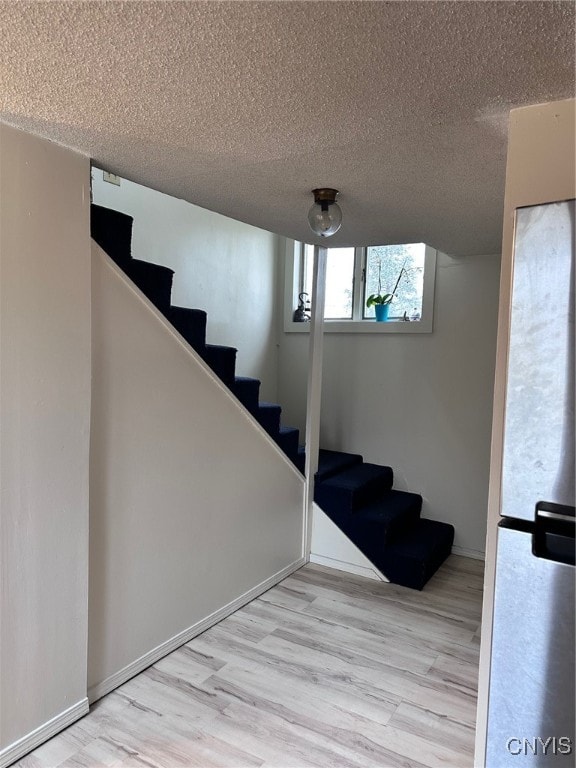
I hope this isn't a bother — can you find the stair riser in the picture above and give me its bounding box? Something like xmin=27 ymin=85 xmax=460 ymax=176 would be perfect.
xmin=295 ymin=449 xmax=306 ymax=474
xmin=169 ymin=308 xmax=207 ymax=353
xmin=201 ymin=348 xmax=237 ymax=388
xmin=322 ymin=505 xmax=421 ymax=555
xmin=256 ymin=407 xmax=281 ymax=437
xmin=381 ymin=519 xmax=455 ymax=590
xmin=315 ymin=470 xmax=393 ymax=514
xmin=125 ymin=262 xmax=174 ymax=315
xmin=232 ymin=379 xmax=261 ymax=413
xmin=381 ymin=536 xmax=454 ymax=590
xmin=91 ymin=204 xmax=133 ymax=266
xmin=276 ymin=430 xmax=300 ymax=462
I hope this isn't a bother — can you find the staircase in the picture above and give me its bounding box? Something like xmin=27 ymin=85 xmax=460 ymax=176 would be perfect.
xmin=91 ymin=203 xmax=454 ymax=590
xmin=314 ymin=449 xmax=454 ymax=590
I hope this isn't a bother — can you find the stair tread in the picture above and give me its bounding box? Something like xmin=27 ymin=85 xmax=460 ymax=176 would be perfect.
xmin=205 ymin=343 xmax=237 ymax=353
xmin=314 ymin=461 xmax=394 ymax=514
xmin=316 ymin=449 xmax=363 ymax=481
xmin=170 ymin=305 xmax=207 ymax=318
xmin=258 ymin=402 xmax=282 ymax=411
xmin=318 ymin=462 xmax=393 ymax=490
xmin=279 ymin=426 xmax=299 ymax=436
xmin=128 ymin=258 xmax=175 ymax=275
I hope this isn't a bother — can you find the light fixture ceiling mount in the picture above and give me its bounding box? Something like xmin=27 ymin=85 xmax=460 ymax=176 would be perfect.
xmin=308 ymin=188 xmax=342 ymax=237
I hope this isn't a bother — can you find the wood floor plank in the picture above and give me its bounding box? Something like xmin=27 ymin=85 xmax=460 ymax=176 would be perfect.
xmin=15 ymin=555 xmax=483 ymax=768
xmin=76 ymin=689 xmax=262 ymax=768
xmin=20 ymin=718 xmax=102 ymax=768
xmin=200 ymin=675 xmax=414 ymax=768
xmin=426 ymin=653 xmax=480 ymax=695
xmin=291 ymin=563 xmax=483 ymax=624
xmin=257 ymin=631 xmax=478 ymax=724
xmin=190 ymin=626 xmax=402 ymax=722
xmin=301 ymin=595 xmax=480 ymax=666
xmin=389 ymin=700 xmax=476 ymax=754
xmin=240 ymin=599 xmax=440 ymax=675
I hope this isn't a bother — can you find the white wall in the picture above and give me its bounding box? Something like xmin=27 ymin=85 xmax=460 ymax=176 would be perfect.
xmin=278 ymin=250 xmax=501 ymax=557
xmin=92 ymin=171 xmax=282 ymax=401
xmin=89 ymin=244 xmax=305 ymax=699
xmin=475 ymin=98 xmax=576 ymax=767
xmin=0 ymin=126 xmax=91 ymax=764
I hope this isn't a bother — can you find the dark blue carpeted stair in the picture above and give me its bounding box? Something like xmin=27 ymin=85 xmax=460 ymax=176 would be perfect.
xmin=232 ymin=377 xmax=261 ymax=412
xmin=168 ymin=307 xmax=207 ymax=352
xmin=91 ymin=203 xmax=454 ymax=589
xmin=314 ymin=449 xmax=454 ymax=590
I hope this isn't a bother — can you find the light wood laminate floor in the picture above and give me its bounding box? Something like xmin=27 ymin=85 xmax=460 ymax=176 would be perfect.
xmin=16 ymin=556 xmax=484 ymax=768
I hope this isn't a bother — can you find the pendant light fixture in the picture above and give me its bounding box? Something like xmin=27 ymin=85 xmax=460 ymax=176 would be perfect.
xmin=307 ymin=188 xmax=342 ymax=237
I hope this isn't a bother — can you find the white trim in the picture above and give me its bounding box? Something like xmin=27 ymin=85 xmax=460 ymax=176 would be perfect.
xmin=303 ymin=246 xmax=327 ymax=558
xmin=283 ymin=238 xmax=302 ymax=329
xmin=0 ymin=698 xmax=89 ymax=768
xmin=452 ymin=545 xmax=486 ymax=561
xmin=309 ymin=553 xmax=387 ymax=582
xmin=87 ymin=556 xmax=306 ymax=704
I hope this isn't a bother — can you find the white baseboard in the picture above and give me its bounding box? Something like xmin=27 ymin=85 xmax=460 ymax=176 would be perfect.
xmin=88 ymin=557 xmax=306 ymax=704
xmin=310 ymin=552 xmax=387 ymax=582
xmin=0 ymin=698 xmax=89 ymax=768
xmin=452 ymin=545 xmax=485 ymax=560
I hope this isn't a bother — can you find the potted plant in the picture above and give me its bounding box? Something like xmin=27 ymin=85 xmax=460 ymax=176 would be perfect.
xmin=366 ymin=260 xmax=408 ymax=321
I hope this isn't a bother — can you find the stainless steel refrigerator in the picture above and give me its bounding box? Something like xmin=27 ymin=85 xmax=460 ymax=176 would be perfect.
xmin=485 ymin=199 xmax=575 ymax=766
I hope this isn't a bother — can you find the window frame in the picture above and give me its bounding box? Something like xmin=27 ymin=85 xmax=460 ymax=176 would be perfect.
xmin=283 ymin=240 xmax=437 ymax=334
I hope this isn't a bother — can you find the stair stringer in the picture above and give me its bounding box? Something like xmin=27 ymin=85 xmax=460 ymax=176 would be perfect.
xmin=90 ymin=243 xmax=306 ymax=698
xmin=310 ymin=502 xmax=388 ymax=582
xmin=100 ymin=244 xmax=305 ymax=478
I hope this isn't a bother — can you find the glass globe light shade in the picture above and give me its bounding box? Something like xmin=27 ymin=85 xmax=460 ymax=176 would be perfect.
xmin=307 ymin=200 xmax=342 ymax=237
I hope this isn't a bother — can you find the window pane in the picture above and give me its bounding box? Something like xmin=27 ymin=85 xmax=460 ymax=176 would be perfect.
xmin=364 ymin=243 xmax=426 ymax=320
xmin=325 ymin=247 xmax=354 ymax=319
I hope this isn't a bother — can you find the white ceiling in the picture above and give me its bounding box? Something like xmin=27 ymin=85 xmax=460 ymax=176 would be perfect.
xmin=1 ymin=1 xmax=574 ymax=255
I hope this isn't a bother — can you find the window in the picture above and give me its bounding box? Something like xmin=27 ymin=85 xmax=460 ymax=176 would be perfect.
xmin=286 ymin=241 xmax=436 ymax=333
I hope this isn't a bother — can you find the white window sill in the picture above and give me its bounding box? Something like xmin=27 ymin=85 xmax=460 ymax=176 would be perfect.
xmin=284 ymin=317 xmax=433 ymax=334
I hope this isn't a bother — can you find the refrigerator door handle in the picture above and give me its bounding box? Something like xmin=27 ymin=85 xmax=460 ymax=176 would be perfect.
xmin=532 ymin=503 xmax=575 ymax=567
xmin=536 ymin=500 xmax=576 ymax=524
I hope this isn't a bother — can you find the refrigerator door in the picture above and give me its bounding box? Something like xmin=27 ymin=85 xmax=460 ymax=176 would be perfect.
xmin=486 ymin=522 xmax=575 ymax=766
xmin=501 ymin=200 xmax=575 ymax=522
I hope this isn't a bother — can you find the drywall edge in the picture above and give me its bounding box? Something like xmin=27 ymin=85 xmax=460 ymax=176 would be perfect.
xmin=474 ymin=98 xmax=576 ymax=768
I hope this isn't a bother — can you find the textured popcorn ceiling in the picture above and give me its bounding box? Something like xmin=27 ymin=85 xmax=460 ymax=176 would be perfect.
xmin=0 ymin=1 xmax=574 ymax=254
